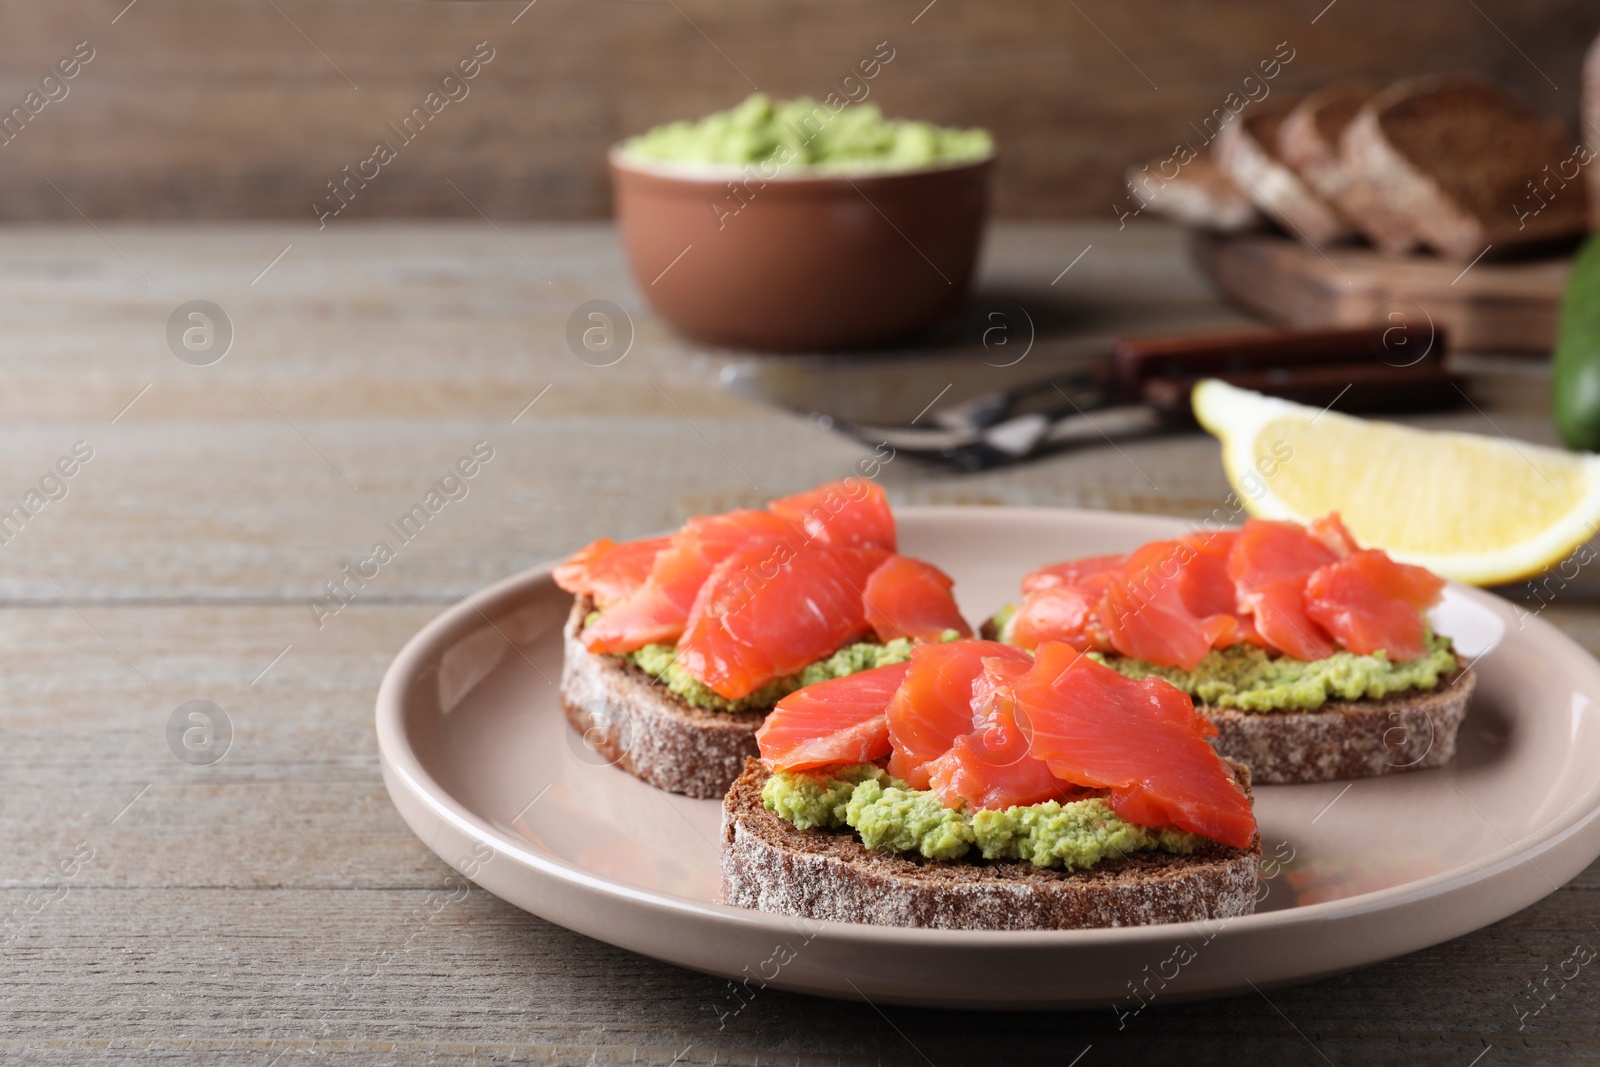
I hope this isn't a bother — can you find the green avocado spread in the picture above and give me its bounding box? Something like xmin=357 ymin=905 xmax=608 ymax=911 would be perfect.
xmin=1089 ymin=632 xmax=1458 ymax=712
xmin=624 ymin=93 xmax=993 ymax=172
xmin=622 ymin=636 xmax=919 ymax=714
xmin=762 ymin=764 xmax=1204 ymax=870
xmin=993 ymin=604 xmax=1456 ymax=712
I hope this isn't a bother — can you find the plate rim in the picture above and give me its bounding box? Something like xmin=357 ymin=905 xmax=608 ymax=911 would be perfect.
xmin=375 ymin=505 xmax=1600 ymax=954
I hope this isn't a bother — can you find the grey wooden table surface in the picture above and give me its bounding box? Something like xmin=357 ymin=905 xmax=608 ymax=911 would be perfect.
xmin=0 ymin=219 xmax=1591 ymax=1066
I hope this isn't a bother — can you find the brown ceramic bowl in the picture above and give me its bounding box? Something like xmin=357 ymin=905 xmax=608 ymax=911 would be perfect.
xmin=610 ymin=148 xmax=994 ymax=352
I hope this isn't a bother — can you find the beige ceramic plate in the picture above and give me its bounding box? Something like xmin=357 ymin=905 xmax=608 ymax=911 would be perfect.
xmin=376 ymin=507 xmax=1600 ymax=1010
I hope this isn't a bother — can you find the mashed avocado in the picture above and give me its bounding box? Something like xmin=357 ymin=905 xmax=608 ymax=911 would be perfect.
xmin=1090 ymin=632 xmax=1458 ymax=712
xmin=992 ymin=603 xmax=1457 ymax=712
xmin=761 ymin=765 xmax=1204 ymax=870
xmin=624 ymin=93 xmax=992 ymax=172
xmin=623 ymin=637 xmax=919 ymax=713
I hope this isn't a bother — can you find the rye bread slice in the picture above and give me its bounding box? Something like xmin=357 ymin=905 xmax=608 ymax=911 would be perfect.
xmin=1214 ymin=102 xmax=1353 ymax=247
xmin=1341 ymin=76 xmax=1587 ymax=260
xmin=721 ymin=759 xmax=1261 ymax=930
xmin=1124 ymin=154 xmax=1262 ymax=232
xmin=560 ymin=595 xmax=763 ymax=799
xmin=1278 ymin=82 xmax=1376 ymax=214
xmin=1203 ymin=661 xmax=1476 ymax=784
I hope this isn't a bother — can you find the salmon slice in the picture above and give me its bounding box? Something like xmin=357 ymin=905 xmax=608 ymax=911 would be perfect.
xmin=769 ymin=478 xmax=897 ymax=551
xmin=582 ymin=510 xmax=795 ymax=654
xmin=1305 ymin=549 xmax=1446 ymax=660
xmin=1101 ymin=539 xmax=1237 ymax=670
xmin=926 ymin=655 xmax=1075 ymax=810
xmin=1177 ymin=530 xmax=1240 ymax=621
xmin=677 ymin=544 xmax=889 ymax=699
xmin=1183 ymin=530 xmax=1270 ymax=647
xmin=552 ymin=535 xmax=672 ymax=609
xmin=1021 ymin=554 xmax=1125 ymax=594
xmin=1008 ymin=556 xmax=1123 ymax=652
xmin=1228 ymin=520 xmax=1339 ymax=661
xmin=884 ymin=640 xmax=1031 ymax=788
xmin=1011 ymin=643 xmax=1256 ymax=849
xmin=755 ymin=661 xmax=912 ymax=772
xmin=862 ymin=556 xmax=973 ymax=643
xmin=1307 ymin=513 xmax=1359 ymax=558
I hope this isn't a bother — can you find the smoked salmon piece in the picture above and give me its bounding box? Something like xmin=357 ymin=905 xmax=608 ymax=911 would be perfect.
xmin=885 ymin=640 xmax=1031 ymax=788
xmin=1021 ymin=554 xmax=1125 ymax=594
xmin=1177 ymin=530 xmax=1240 ymax=621
xmin=862 ymin=556 xmax=973 ymax=643
xmin=1100 ymin=539 xmax=1237 ymax=671
xmin=1011 ymin=643 xmax=1256 ymax=849
xmin=1228 ymin=520 xmax=1339 ymax=661
xmin=769 ymin=478 xmax=897 ymax=551
xmin=926 ymin=655 xmax=1075 ymax=811
xmin=1008 ymin=517 xmax=1431 ymax=668
xmin=1009 ymin=583 xmax=1109 ymax=652
xmin=582 ymin=510 xmax=795 ymax=654
xmin=1008 ymin=556 xmax=1123 ymax=652
xmin=677 ymin=544 xmax=889 ymax=699
xmin=755 ymin=661 xmax=911 ymax=772
xmin=1307 ymin=513 xmax=1359 ymax=558
xmin=1009 ymin=542 xmax=1244 ymax=666
xmin=552 ymin=535 xmax=671 ymax=609
xmin=1305 ymin=549 xmax=1445 ymax=661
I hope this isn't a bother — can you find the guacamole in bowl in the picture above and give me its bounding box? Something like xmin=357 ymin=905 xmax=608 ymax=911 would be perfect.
xmin=621 ymin=93 xmax=993 ymax=175
xmin=609 ymin=93 xmax=995 ymax=351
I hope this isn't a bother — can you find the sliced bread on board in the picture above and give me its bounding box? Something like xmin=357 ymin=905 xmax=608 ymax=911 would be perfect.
xmin=1278 ymin=81 xmax=1377 ymax=214
xmin=1341 ymin=76 xmax=1588 ymax=261
xmin=1215 ymin=103 xmax=1353 ymax=247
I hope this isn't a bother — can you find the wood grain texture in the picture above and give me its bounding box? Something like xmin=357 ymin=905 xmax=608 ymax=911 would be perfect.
xmin=0 ymin=1 xmax=1595 ymax=221
xmin=0 ymin=220 xmax=1595 ymax=1066
xmin=1193 ymin=230 xmax=1571 ymax=354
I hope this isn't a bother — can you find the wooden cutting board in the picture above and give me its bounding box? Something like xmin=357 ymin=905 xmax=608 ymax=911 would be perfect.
xmin=1191 ymin=230 xmax=1571 ymax=356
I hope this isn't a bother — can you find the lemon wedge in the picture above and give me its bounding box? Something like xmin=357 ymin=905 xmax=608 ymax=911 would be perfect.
xmin=1192 ymin=379 xmax=1600 ymax=585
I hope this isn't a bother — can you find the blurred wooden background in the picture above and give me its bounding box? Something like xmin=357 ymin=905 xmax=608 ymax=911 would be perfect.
xmin=1 ymin=0 xmax=1597 ymax=221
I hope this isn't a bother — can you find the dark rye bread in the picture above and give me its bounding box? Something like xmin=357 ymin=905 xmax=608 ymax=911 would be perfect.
xmin=721 ymin=759 xmax=1260 ymax=930
xmin=560 ymin=595 xmax=762 ymax=799
xmin=1206 ymin=660 xmax=1476 ymax=784
xmin=1341 ymin=76 xmax=1588 ymax=260
xmin=1278 ymin=82 xmax=1375 ymax=216
xmin=1214 ymin=102 xmax=1353 ymax=247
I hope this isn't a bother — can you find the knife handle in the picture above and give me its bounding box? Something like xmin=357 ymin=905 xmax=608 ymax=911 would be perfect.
xmin=1112 ymin=326 xmax=1447 ymax=398
xmin=1139 ymin=363 xmax=1467 ymax=418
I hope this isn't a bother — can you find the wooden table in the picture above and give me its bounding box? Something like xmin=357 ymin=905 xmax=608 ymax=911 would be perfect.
xmin=1 ymin=219 xmax=1590 ymax=1066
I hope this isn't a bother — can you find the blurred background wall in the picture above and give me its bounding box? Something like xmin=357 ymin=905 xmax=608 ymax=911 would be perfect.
xmin=2 ymin=0 xmax=1597 ymax=222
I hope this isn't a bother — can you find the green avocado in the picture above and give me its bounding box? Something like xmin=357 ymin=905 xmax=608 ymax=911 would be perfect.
xmin=1089 ymin=632 xmax=1458 ymax=712
xmin=994 ymin=605 xmax=1456 ymax=712
xmin=624 ymin=93 xmax=992 ymax=172
xmin=761 ymin=765 xmax=1205 ymax=869
xmin=623 ymin=636 xmax=920 ymax=713
xmin=1554 ymin=231 xmax=1600 ymax=451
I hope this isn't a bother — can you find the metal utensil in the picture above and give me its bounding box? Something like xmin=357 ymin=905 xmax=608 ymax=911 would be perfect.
xmin=722 ymin=326 xmax=1467 ymax=470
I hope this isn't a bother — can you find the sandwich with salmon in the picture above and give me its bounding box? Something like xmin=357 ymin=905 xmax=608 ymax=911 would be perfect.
xmin=553 ymin=479 xmax=972 ymax=798
xmin=983 ymin=515 xmax=1474 ymax=783
xmin=722 ymin=639 xmax=1261 ymax=930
